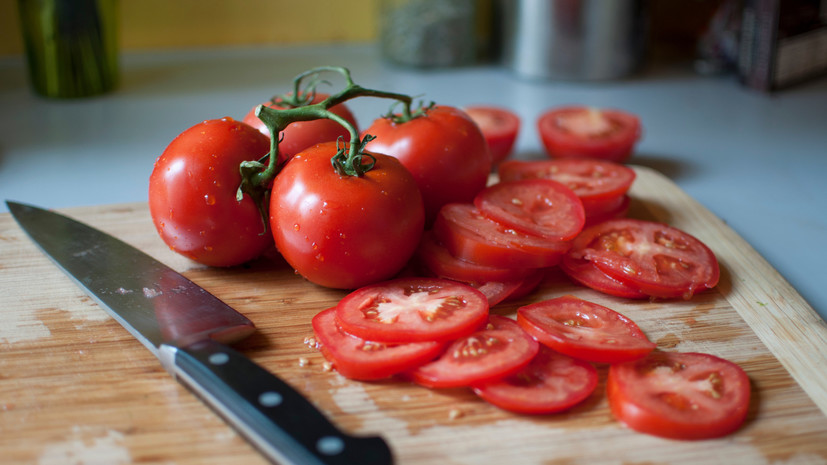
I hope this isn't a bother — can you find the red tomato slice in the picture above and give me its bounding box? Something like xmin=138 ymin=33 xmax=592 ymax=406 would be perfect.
xmin=335 ymin=277 xmax=490 ymax=343
xmin=537 ymin=106 xmax=641 ymax=162
xmin=571 ymin=219 xmax=720 ymax=299
xmin=434 ymin=203 xmax=570 ymax=269
xmin=473 ymin=279 xmax=525 ymax=307
xmin=473 ymin=346 xmax=598 ymax=414
xmin=560 ymin=254 xmax=648 ymax=299
xmin=464 ymin=106 xmax=521 ymax=165
xmin=416 ymin=231 xmax=532 ymax=283
xmin=474 ymin=179 xmax=585 ymax=242
xmin=608 ymin=351 xmax=751 ymax=440
xmin=504 ymin=268 xmax=547 ymax=302
xmin=311 ymin=308 xmax=445 ymax=380
xmin=406 ymin=316 xmax=540 ymax=388
xmin=517 ymin=295 xmax=655 ymax=363
xmin=498 ymin=158 xmax=636 ymax=204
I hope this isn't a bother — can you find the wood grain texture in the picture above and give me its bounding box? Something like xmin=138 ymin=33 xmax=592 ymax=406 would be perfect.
xmin=2 ymin=166 xmax=826 ymax=465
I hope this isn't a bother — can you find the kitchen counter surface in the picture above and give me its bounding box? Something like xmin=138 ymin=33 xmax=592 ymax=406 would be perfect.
xmin=1 ymin=43 xmax=826 ymax=322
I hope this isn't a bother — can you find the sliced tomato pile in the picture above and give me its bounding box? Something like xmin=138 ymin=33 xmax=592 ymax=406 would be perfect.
xmin=562 ymin=218 xmax=720 ymax=299
xmin=498 ymin=158 xmax=636 ymax=226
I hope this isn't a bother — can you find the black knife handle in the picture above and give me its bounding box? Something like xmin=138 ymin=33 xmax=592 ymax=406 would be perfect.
xmin=160 ymin=339 xmax=393 ymax=465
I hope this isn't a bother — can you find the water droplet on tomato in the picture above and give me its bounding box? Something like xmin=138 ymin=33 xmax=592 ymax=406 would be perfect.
xmin=315 ymin=253 xmax=325 ymax=262
xmin=205 ymin=194 xmax=216 ymax=205
xmin=204 ymin=245 xmax=213 ymax=252
xmin=293 ymin=223 xmax=300 ymax=231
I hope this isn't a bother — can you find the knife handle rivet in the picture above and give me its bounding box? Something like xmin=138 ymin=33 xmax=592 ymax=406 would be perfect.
xmin=258 ymin=391 xmax=283 ymax=407
xmin=208 ymin=353 xmax=229 ymax=365
xmin=316 ymin=436 xmax=345 ymax=456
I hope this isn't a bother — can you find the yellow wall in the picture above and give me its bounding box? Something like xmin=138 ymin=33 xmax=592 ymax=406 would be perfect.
xmin=1 ymin=0 xmax=378 ymax=56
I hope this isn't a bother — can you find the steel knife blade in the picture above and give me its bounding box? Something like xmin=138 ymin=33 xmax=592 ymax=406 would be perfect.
xmin=6 ymin=201 xmax=393 ymax=465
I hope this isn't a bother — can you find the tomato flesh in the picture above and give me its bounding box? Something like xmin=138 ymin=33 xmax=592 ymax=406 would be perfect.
xmin=464 ymin=105 xmax=521 ymax=165
xmin=517 ymin=295 xmax=655 ymax=363
xmin=608 ymin=351 xmax=751 ymax=440
xmin=312 ymin=308 xmax=445 ymax=380
xmin=416 ymin=231 xmax=532 ymax=284
xmin=335 ymin=277 xmax=490 ymax=343
xmin=474 ymin=179 xmax=585 ymax=242
xmin=571 ymin=219 xmax=720 ymax=299
xmin=406 ymin=316 xmax=539 ymax=388
xmin=537 ymin=106 xmax=641 ymax=162
xmin=560 ymin=254 xmax=648 ymax=299
xmin=473 ymin=346 xmax=598 ymax=414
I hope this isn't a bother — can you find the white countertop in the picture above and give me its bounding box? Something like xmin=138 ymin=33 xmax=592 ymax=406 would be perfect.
xmin=1 ymin=44 xmax=825 ymax=321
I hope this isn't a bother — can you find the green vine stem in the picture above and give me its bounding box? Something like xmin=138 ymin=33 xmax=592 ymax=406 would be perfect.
xmin=236 ymin=66 xmax=430 ymax=212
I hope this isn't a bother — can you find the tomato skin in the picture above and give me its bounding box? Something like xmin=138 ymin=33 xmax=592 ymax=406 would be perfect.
xmin=148 ymin=117 xmax=274 ymax=267
xmin=464 ymin=106 xmax=521 ymax=165
xmin=312 ymin=308 xmax=445 ymax=380
xmin=335 ymin=277 xmax=490 ymax=343
xmin=269 ymin=142 xmax=424 ymax=289
xmin=608 ymin=351 xmax=751 ymax=440
xmin=537 ymin=106 xmax=641 ymax=162
xmin=406 ymin=316 xmax=540 ymax=388
xmin=365 ymin=105 xmax=492 ymax=225
xmin=473 ymin=346 xmax=598 ymax=414
xmin=242 ymin=92 xmax=358 ymax=163
xmin=517 ymin=295 xmax=655 ymax=363
xmin=571 ymin=218 xmax=720 ymax=299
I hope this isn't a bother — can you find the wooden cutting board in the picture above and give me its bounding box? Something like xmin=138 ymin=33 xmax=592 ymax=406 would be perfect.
xmin=2 ymin=166 xmax=826 ymax=465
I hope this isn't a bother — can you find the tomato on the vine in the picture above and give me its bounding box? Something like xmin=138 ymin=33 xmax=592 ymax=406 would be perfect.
xmin=464 ymin=105 xmax=521 ymax=165
xmin=537 ymin=106 xmax=641 ymax=162
xmin=243 ymin=92 xmax=359 ymax=163
xmin=148 ymin=117 xmax=274 ymax=267
xmin=608 ymin=351 xmax=751 ymax=440
xmin=365 ymin=105 xmax=492 ymax=225
xmin=269 ymin=142 xmax=424 ymax=289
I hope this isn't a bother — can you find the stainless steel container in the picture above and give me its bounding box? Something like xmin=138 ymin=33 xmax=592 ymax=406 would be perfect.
xmin=500 ymin=0 xmax=648 ymax=80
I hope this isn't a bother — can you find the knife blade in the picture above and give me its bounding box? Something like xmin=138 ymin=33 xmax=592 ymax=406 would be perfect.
xmin=6 ymin=201 xmax=393 ymax=465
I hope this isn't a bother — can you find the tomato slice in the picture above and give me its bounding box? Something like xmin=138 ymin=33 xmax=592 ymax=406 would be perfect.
xmin=335 ymin=277 xmax=489 ymax=343
xmin=433 ymin=203 xmax=570 ymax=269
xmin=583 ymin=194 xmax=631 ymax=226
xmin=474 ymin=179 xmax=585 ymax=242
xmin=571 ymin=219 xmax=720 ymax=299
xmin=473 ymin=279 xmax=525 ymax=307
xmin=608 ymin=351 xmax=751 ymax=440
xmin=560 ymin=254 xmax=648 ymax=299
xmin=416 ymin=231 xmax=532 ymax=283
xmin=406 ymin=316 xmax=539 ymax=388
xmin=312 ymin=308 xmax=445 ymax=380
xmin=517 ymin=295 xmax=655 ymax=363
xmin=498 ymin=158 xmax=636 ymax=204
xmin=464 ymin=106 xmax=521 ymax=165
xmin=537 ymin=106 xmax=641 ymax=162
xmin=473 ymin=346 xmax=598 ymax=414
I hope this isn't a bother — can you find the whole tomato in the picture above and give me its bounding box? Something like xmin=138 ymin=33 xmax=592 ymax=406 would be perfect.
xmin=242 ymin=92 xmax=359 ymax=163
xmin=270 ymin=141 xmax=425 ymax=289
xmin=364 ymin=105 xmax=492 ymax=225
xmin=149 ymin=117 xmax=274 ymax=267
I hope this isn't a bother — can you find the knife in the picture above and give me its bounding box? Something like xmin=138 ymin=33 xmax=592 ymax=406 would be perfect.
xmin=6 ymin=201 xmax=393 ymax=465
